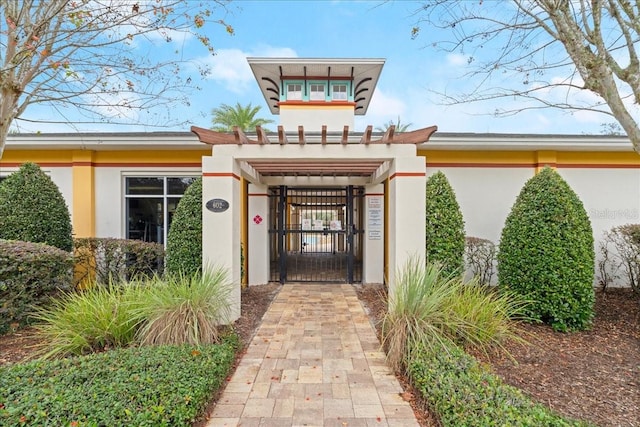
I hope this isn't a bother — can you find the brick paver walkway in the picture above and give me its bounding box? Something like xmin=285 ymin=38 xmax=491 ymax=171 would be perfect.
xmin=205 ymin=283 xmax=420 ymax=427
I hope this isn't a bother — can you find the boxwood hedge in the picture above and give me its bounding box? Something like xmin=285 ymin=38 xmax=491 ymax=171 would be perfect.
xmin=0 ymin=341 xmax=237 ymax=426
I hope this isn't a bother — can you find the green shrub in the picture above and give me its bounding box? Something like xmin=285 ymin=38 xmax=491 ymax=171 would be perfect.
xmin=408 ymin=342 xmax=591 ymax=426
xmin=381 ymin=260 xmax=525 ymax=372
xmin=32 ymin=283 xmax=144 ymax=359
xmin=0 ymin=343 xmax=236 ymax=426
xmin=74 ymin=237 xmax=164 ymax=287
xmin=166 ymin=177 xmax=202 ymax=276
xmin=0 ymin=163 xmax=73 ymax=251
xmin=134 ymin=268 xmax=233 ymax=346
xmin=0 ymin=240 xmax=73 ymax=334
xmin=498 ymin=167 xmax=595 ymax=331
xmin=426 ymin=171 xmax=465 ymax=276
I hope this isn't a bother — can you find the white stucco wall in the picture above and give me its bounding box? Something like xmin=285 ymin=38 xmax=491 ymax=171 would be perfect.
xmin=427 ymin=167 xmax=534 ymax=244
xmin=427 ymin=165 xmax=640 ymax=287
xmin=279 ymin=106 xmax=355 ymax=132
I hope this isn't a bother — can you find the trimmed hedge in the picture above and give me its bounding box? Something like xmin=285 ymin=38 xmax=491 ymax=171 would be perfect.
xmin=498 ymin=167 xmax=595 ymax=331
xmin=166 ymin=177 xmax=202 ymax=276
xmin=408 ymin=343 xmax=591 ymax=427
xmin=0 ymin=342 xmax=237 ymax=426
xmin=0 ymin=163 xmax=73 ymax=251
xmin=0 ymin=240 xmax=73 ymax=334
xmin=426 ymin=171 xmax=466 ymax=276
xmin=74 ymin=237 xmax=164 ymax=287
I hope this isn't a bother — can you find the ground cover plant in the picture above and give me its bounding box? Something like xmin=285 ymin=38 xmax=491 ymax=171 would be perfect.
xmin=0 ymin=343 xmax=236 ymax=426
xmin=0 ymin=163 xmax=73 ymax=252
xmin=425 ymin=171 xmax=465 ymax=276
xmin=498 ymin=167 xmax=595 ymax=332
xmin=408 ymin=341 xmax=591 ymax=427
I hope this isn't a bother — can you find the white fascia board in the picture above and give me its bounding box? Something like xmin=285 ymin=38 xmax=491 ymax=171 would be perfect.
xmin=5 ymin=132 xmax=203 ymax=151
xmin=422 ymin=134 xmax=635 ymax=152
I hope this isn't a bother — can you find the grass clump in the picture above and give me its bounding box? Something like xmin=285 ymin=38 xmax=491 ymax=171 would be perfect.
xmin=0 ymin=343 xmax=236 ymax=426
xmin=408 ymin=341 xmax=592 ymax=426
xmin=381 ymin=259 xmax=525 ymax=372
xmin=32 ymin=283 xmax=143 ymax=359
xmin=134 ymin=269 xmax=233 ymax=346
xmin=33 ymin=268 xmax=233 ymax=358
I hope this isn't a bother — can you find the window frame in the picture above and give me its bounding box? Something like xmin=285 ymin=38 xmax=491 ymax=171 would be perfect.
xmin=123 ymin=174 xmax=198 ymax=246
xmin=286 ymin=83 xmax=303 ymax=101
xmin=332 ymin=84 xmax=348 ymax=101
xmin=309 ymin=83 xmax=326 ymax=101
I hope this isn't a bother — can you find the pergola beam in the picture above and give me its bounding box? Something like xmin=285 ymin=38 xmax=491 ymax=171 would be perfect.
xmin=278 ymin=125 xmax=288 ymax=145
xmin=359 ymin=125 xmax=373 ymax=144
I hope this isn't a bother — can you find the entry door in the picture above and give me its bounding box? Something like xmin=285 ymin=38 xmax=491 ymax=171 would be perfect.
xmin=268 ymin=186 xmax=363 ymax=283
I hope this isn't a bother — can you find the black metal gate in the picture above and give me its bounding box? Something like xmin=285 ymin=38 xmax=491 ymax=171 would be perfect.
xmin=269 ymin=186 xmax=364 ymax=283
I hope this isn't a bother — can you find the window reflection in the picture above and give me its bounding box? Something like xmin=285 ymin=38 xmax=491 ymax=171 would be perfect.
xmin=125 ymin=176 xmax=197 ymax=244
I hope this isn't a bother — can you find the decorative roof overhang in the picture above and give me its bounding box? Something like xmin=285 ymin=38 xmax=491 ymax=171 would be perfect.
xmin=191 ymin=124 xmax=437 ymax=179
xmin=247 ymin=57 xmax=385 ymax=115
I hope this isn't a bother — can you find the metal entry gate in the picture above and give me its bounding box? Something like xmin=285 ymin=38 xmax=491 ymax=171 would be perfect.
xmin=269 ymin=186 xmax=364 ymax=283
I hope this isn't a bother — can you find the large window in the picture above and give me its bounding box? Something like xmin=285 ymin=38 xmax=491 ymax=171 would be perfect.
xmin=309 ymin=84 xmax=325 ymax=100
xmin=287 ymin=83 xmax=302 ymax=100
xmin=125 ymin=176 xmax=197 ymax=245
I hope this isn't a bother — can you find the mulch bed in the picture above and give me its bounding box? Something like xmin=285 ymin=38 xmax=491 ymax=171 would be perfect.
xmin=2 ymin=284 xmax=638 ymax=427
xmin=355 ymin=284 xmax=640 ymax=427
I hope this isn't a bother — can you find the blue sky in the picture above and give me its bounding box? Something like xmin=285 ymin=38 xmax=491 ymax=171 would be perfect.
xmin=16 ymin=0 xmax=620 ymax=135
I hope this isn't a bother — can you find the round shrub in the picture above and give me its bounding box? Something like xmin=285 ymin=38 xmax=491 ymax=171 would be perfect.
xmin=497 ymin=167 xmax=595 ymax=331
xmin=426 ymin=171 xmax=466 ymax=276
xmin=166 ymin=177 xmax=202 ymax=276
xmin=0 ymin=162 xmax=73 ymax=251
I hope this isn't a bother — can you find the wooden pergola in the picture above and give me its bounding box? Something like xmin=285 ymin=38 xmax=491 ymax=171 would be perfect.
xmin=191 ymin=124 xmax=437 ymax=146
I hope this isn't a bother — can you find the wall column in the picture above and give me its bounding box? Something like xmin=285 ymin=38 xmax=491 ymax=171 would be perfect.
xmin=363 ymin=183 xmax=384 ymax=284
xmin=248 ymin=183 xmax=270 ymax=285
xmin=387 ymin=157 xmax=426 ymax=297
xmin=536 ymin=150 xmax=557 ymax=171
xmin=71 ymin=150 xmax=95 ymax=237
xmin=202 ymin=155 xmax=241 ymax=322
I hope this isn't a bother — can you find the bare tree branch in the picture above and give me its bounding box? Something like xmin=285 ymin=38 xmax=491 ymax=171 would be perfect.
xmin=413 ymin=0 xmax=640 ymax=153
xmin=0 ymin=0 xmax=234 ymax=158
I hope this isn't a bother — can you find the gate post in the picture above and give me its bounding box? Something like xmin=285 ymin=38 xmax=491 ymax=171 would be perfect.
xmin=202 ymin=155 xmax=241 ymax=322
xmin=387 ymin=157 xmax=426 ymax=297
xmin=363 ymin=183 xmax=384 ymax=283
xmin=248 ymin=183 xmax=270 ymax=285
